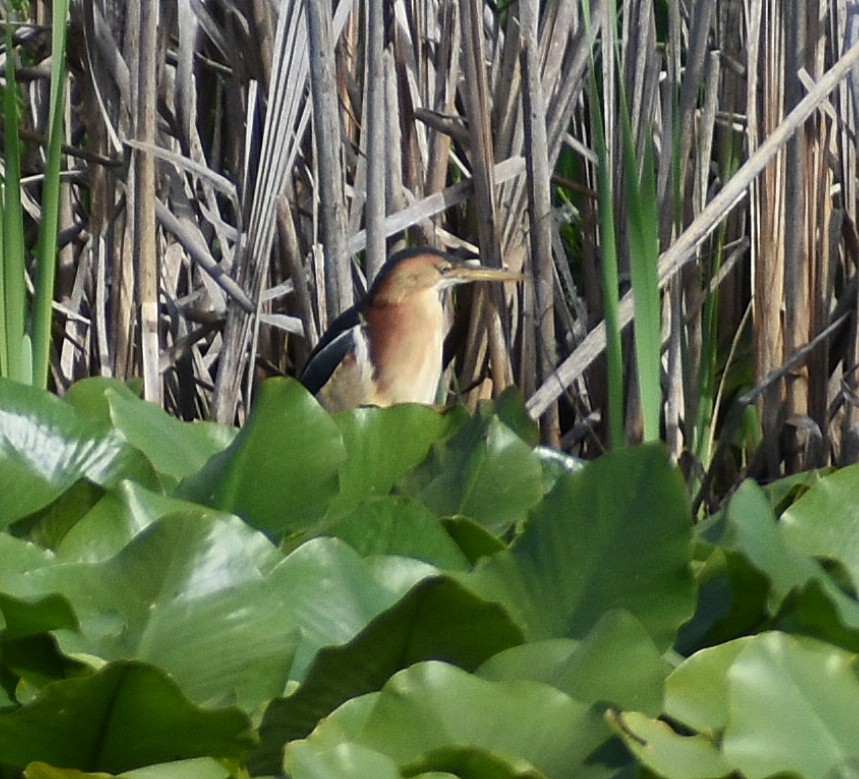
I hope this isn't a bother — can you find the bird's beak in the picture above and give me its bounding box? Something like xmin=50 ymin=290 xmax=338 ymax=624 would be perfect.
xmin=448 ymin=263 xmax=526 ymax=284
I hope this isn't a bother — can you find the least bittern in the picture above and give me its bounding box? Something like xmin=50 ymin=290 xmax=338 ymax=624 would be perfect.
xmin=300 ymin=247 xmax=523 ymax=412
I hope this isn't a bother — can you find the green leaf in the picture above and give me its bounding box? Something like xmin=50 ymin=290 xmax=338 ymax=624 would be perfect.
xmin=328 ymin=403 xmax=456 ymax=516
xmin=723 ymin=632 xmax=859 ymax=779
xmin=2 ymin=18 xmax=28 ymax=384
xmin=118 ymin=758 xmax=232 ymax=779
xmin=405 ymin=746 xmax=545 ymax=779
xmin=399 ymin=406 xmax=543 ymax=533
xmin=1 ymin=634 xmax=86 ymax=705
xmin=56 ymin=481 xmax=245 ymax=564
xmin=479 ymin=609 xmax=669 ymax=715
xmin=297 ymin=694 xmax=544 ymax=777
xmin=715 ymin=479 xmax=859 ymax=645
xmin=0 ymin=379 xmax=155 ymax=526
xmin=254 ymin=576 xmax=523 ymax=769
xmin=326 ymin=496 xmax=469 ymax=569
xmin=713 ymin=479 xmax=815 ymax=603
xmin=272 ymin=538 xmax=436 ymax=682
xmin=178 ymin=378 xmax=345 ymax=536
xmin=24 ymin=757 xmax=232 ymax=779
xmin=286 ymin=740 xmax=402 ymax=779
xmin=780 ymin=463 xmax=859 ymax=591
xmin=441 ymin=516 xmax=506 ymax=563
xmin=63 ymin=378 xmax=142 ymax=425
xmin=14 ymin=480 xmax=105 ymax=551
xmin=15 ymin=513 xmax=298 ymax=712
xmin=663 ymin=637 xmax=755 ymax=732
xmin=0 ymin=533 xmax=56 ymax=578
xmin=105 ymin=388 xmax=236 ymax=483
xmin=30 ymin=0 xmax=69 ymax=389
xmin=0 ymin=661 xmax=253 ymax=774
xmin=583 ymin=21 xmax=624 ymax=448
xmin=0 ymin=592 xmax=77 ymax=640
xmin=489 ymin=387 xmax=540 ymax=448
xmin=762 ymin=467 xmax=827 ymax=516
xmin=352 ymin=662 xmax=607 ymax=778
xmin=467 ymin=444 xmax=694 ymax=649
xmin=25 ymin=764 xmax=114 ymax=779
xmin=776 ymin=579 xmax=859 ymax=652
xmin=675 ymin=545 xmax=769 ymax=655
xmin=619 ymin=83 xmax=661 ymax=443
xmin=534 ymin=445 xmax=584 ymax=494
xmin=608 ymin=711 xmax=731 ymax=779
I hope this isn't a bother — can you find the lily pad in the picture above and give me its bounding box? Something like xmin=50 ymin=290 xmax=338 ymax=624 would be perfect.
xmin=177 ymin=378 xmax=345 ymax=536
xmin=0 ymin=379 xmax=154 ymax=526
xmin=0 ymin=661 xmax=252 ymax=774
xmin=398 ymin=406 xmax=543 ymax=533
xmin=466 ymin=444 xmax=694 ymax=649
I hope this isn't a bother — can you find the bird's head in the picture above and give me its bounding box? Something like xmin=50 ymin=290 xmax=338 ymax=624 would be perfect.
xmin=368 ymin=247 xmax=524 ymax=306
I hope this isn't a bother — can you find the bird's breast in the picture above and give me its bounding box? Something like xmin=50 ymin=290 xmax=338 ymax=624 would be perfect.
xmin=364 ymin=298 xmax=446 ymax=406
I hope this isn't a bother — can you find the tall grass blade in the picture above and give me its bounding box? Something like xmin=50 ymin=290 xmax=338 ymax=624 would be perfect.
xmin=590 ymin=89 xmax=625 ymax=449
xmin=582 ymin=0 xmax=624 ymax=448
xmin=618 ymin=91 xmax=661 ymax=442
xmin=2 ymin=18 xmax=28 ymax=383
xmin=32 ymin=0 xmax=70 ymax=388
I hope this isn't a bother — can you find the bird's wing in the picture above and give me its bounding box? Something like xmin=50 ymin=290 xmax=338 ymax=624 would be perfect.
xmin=299 ymin=306 xmax=362 ymax=395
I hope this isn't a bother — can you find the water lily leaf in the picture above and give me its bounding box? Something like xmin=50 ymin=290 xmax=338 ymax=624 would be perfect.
xmin=25 ymin=763 xmax=114 ymax=779
xmin=56 ymin=481 xmax=249 ymax=565
xmin=16 ymin=513 xmax=297 ymax=712
xmin=467 ymin=444 xmax=694 ymax=649
xmin=489 ymin=387 xmax=540 ymax=448
xmin=62 ymin=377 xmax=142 ymax=425
xmin=675 ymin=545 xmax=769 ymax=655
xmin=776 ymin=579 xmax=859 ymax=652
xmin=608 ymin=711 xmax=731 ymax=779
xmin=327 ymin=404 xmax=456 ymax=516
xmin=24 ymin=757 xmax=231 ymax=779
xmin=255 ymin=576 xmax=523 ymax=768
xmin=479 ymin=609 xmax=669 ymax=715
xmin=0 ymin=592 xmax=77 ymax=640
xmin=286 ymin=740 xmax=402 ymax=779
xmin=535 ymin=445 xmax=584 ymax=494
xmin=118 ymin=758 xmax=232 ymax=778
xmin=441 ymin=516 xmax=506 ymax=563
xmin=178 ymin=378 xmax=345 ymax=536
xmin=326 ymin=496 xmax=469 ymax=569
xmin=0 ymin=590 xmax=84 ymax=703
xmin=64 ymin=377 xmax=233 ymax=487
xmin=0 ymin=379 xmax=154 ymax=526
xmin=716 ymin=480 xmax=859 ymax=643
xmin=760 ymin=467 xmax=828 ymax=516
xmin=105 ymin=389 xmax=236 ymax=483
xmin=0 ymin=661 xmax=253 ymax=774
xmin=0 ymin=533 xmax=56 ymax=579
xmin=663 ymin=637 xmax=754 ymax=732
xmin=399 ymin=406 xmax=543 ymax=533
xmin=780 ymin=464 xmax=859 ymax=591
xmin=353 ymin=662 xmax=606 ymax=778
xmin=404 ymin=746 xmax=545 ymax=779
xmin=723 ymin=632 xmax=859 ymax=779
xmin=273 ymin=538 xmax=437 ymax=682
xmin=717 ymin=479 xmax=821 ymax=603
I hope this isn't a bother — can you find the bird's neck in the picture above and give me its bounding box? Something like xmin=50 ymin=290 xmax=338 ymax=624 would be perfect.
xmin=362 ymin=290 xmax=447 ymax=404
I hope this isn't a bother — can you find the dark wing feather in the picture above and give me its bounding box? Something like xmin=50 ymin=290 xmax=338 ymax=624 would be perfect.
xmin=299 ymin=305 xmax=361 ymax=395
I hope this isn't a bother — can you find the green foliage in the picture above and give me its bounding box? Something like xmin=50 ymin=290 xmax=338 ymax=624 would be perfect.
xmin=1 ymin=378 xmax=859 ymax=776
xmin=1 ymin=5 xmax=69 ymax=387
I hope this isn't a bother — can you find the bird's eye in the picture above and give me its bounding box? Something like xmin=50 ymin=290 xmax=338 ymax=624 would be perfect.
xmin=439 ymin=263 xmax=452 ymax=274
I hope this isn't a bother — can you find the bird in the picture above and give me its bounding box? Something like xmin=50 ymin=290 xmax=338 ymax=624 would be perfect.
xmin=300 ymin=247 xmax=524 ymax=412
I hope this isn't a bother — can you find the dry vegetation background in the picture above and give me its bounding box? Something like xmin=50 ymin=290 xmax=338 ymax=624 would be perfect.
xmin=4 ymin=0 xmax=859 ymax=503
